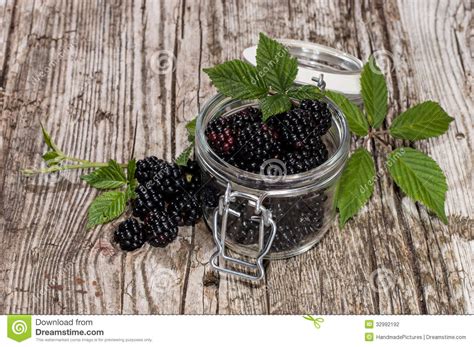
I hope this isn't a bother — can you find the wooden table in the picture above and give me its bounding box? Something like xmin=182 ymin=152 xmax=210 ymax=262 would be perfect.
xmin=0 ymin=0 xmax=472 ymax=314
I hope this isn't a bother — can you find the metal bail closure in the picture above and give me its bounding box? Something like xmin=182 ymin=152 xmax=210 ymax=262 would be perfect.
xmin=210 ymin=183 xmax=277 ymax=281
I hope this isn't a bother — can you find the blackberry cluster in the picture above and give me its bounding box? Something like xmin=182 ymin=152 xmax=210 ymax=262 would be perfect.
xmin=225 ymin=193 xmax=327 ymax=252
xmin=113 ymin=158 xmax=205 ymax=252
xmin=205 ymin=99 xmax=332 ymax=175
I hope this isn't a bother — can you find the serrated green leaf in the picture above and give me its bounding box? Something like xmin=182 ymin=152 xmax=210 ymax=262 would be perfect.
xmin=335 ymin=148 xmax=376 ymax=227
xmin=186 ymin=117 xmax=197 ymax=143
xmin=186 ymin=117 xmax=197 ymax=136
xmin=389 ymin=101 xmax=454 ymax=141
xmin=42 ymin=151 xmax=63 ymax=166
xmin=81 ymin=160 xmax=127 ymax=189
xmin=360 ymin=59 xmax=388 ymax=128
xmin=87 ymin=190 xmax=127 ymax=228
xmin=256 ymin=33 xmax=298 ymax=93
xmin=260 ymin=94 xmax=292 ymax=121
xmin=326 ymin=90 xmax=369 ymax=136
xmin=287 ymin=85 xmax=324 ymax=100
xmin=203 ymin=60 xmax=268 ymax=100
xmin=175 ymin=145 xmax=193 ymax=166
xmin=126 ymin=159 xmax=138 ymax=194
xmin=125 ymin=183 xmax=137 ymax=200
xmin=40 ymin=123 xmax=61 ymax=152
xmin=387 ymin=147 xmax=448 ymax=223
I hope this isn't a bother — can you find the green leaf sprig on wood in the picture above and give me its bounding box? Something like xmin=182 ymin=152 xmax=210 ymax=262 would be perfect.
xmin=329 ymin=60 xmax=453 ymax=226
xmin=22 ymin=126 xmax=138 ymax=228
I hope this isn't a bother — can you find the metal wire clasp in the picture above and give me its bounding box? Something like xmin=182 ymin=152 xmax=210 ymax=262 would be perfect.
xmin=312 ymin=73 xmax=326 ymax=91
xmin=210 ymin=183 xmax=277 ymax=281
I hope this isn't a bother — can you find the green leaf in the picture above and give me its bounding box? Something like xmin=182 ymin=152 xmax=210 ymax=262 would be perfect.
xmin=256 ymin=33 xmax=298 ymax=93
xmin=87 ymin=190 xmax=127 ymax=228
xmin=360 ymin=59 xmax=388 ymax=128
xmin=203 ymin=60 xmax=268 ymax=100
xmin=42 ymin=151 xmax=63 ymax=166
xmin=40 ymin=123 xmax=61 ymax=152
xmin=186 ymin=117 xmax=197 ymax=142
xmin=80 ymin=160 xmax=127 ymax=189
xmin=127 ymin=159 xmax=136 ymax=183
xmin=186 ymin=117 xmax=197 ymax=135
xmin=387 ymin=148 xmax=448 ymax=223
xmin=175 ymin=145 xmax=193 ymax=166
xmin=389 ymin=101 xmax=454 ymax=140
xmin=260 ymin=94 xmax=292 ymax=121
xmin=287 ymin=85 xmax=324 ymax=100
xmin=326 ymin=90 xmax=369 ymax=137
xmin=335 ymin=148 xmax=376 ymax=227
xmin=125 ymin=183 xmax=137 ymax=200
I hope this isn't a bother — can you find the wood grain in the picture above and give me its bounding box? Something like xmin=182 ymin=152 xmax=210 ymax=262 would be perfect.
xmin=0 ymin=0 xmax=472 ymax=315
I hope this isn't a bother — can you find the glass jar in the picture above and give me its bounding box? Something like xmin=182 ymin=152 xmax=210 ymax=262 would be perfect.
xmin=195 ymin=94 xmax=350 ymax=280
xmin=196 ymin=40 xmax=360 ymax=280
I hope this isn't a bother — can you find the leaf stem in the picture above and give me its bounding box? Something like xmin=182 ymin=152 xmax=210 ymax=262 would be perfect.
xmin=21 ymin=161 xmax=127 ymax=176
xmin=373 ymin=134 xmax=391 ymax=150
xmin=22 ymin=163 xmax=107 ymax=176
xmin=63 ymin=155 xmax=127 ymax=167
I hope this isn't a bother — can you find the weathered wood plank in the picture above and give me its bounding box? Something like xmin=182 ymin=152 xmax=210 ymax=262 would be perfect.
xmin=0 ymin=0 xmax=471 ymax=315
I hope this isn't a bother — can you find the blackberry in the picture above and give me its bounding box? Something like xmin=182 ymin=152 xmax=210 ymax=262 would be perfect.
xmin=225 ymin=202 xmax=260 ymax=245
xmin=114 ymin=218 xmax=146 ymax=251
xmin=226 ymin=107 xmax=262 ymax=131
xmin=183 ymin=159 xmax=200 ymax=175
xmin=269 ymin=101 xmax=332 ymax=149
xmin=168 ymin=194 xmax=202 ymax=226
xmin=205 ymin=107 xmax=261 ymax=158
xmin=269 ymin=108 xmax=315 ymax=149
xmin=282 ymin=137 xmax=328 ymax=174
xmin=132 ymin=184 xmax=165 ymax=219
xmin=206 ymin=118 xmax=237 ymax=157
xmin=135 ymin=156 xmax=167 ymax=184
xmin=270 ymin=224 xmax=300 ymax=252
xmin=303 ymin=134 xmax=328 ymax=161
xmin=145 ymin=209 xmax=178 ymax=247
xmin=149 ymin=162 xmax=187 ymax=199
xmin=229 ymin=196 xmax=327 ymax=252
xmin=136 ymin=157 xmax=187 ymax=199
xmin=227 ymin=218 xmax=260 ymax=245
xmin=299 ymin=99 xmax=332 ymax=135
xmin=199 ymin=184 xmax=220 ymax=209
xmin=182 ymin=160 xmax=202 ymax=193
xmin=230 ymin=122 xmax=281 ymax=173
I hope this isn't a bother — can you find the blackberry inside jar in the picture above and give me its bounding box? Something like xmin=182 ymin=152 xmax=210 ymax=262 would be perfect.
xmin=196 ymin=94 xmax=350 ymax=270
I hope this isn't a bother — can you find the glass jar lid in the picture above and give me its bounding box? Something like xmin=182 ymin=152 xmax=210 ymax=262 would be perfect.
xmin=242 ymin=39 xmax=362 ymax=103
